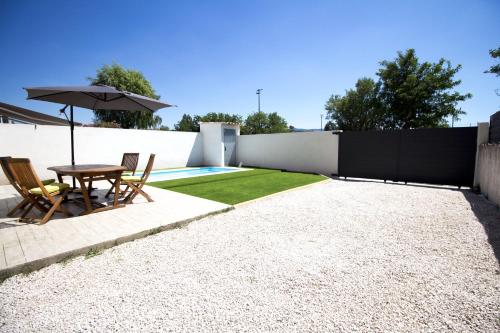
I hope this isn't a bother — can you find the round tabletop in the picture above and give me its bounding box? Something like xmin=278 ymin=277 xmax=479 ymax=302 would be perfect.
xmin=48 ymin=164 xmax=127 ymax=176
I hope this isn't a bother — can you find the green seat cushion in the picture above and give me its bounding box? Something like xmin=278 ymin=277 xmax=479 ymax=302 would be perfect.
xmin=29 ymin=182 xmax=70 ymax=195
xmin=41 ymin=179 xmax=55 ymax=186
xmin=121 ymin=175 xmax=142 ymax=182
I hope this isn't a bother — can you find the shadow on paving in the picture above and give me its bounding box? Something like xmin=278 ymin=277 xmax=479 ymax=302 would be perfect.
xmin=463 ymin=191 xmax=500 ymax=265
xmin=0 ymin=189 xmax=121 ymax=225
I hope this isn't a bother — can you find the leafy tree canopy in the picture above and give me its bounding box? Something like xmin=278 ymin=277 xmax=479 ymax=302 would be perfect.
xmin=242 ymin=111 xmax=288 ymax=134
xmin=325 ymin=49 xmax=471 ymax=130
xmin=174 ymin=111 xmax=289 ymax=134
xmin=378 ymin=49 xmax=470 ymax=129
xmin=88 ymin=64 xmax=163 ymax=129
xmin=485 ymin=47 xmax=500 ymax=76
xmin=325 ymin=78 xmax=383 ymax=130
xmin=174 ymin=113 xmax=242 ymax=132
xmin=200 ymin=112 xmax=243 ymax=124
xmin=174 ymin=114 xmax=201 ymax=132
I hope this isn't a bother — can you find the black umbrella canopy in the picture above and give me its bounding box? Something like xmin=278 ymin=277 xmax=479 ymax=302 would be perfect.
xmin=24 ymin=85 xmax=173 ymax=111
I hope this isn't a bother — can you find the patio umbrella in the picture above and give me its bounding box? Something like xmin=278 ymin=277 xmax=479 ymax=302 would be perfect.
xmin=24 ymin=85 xmax=173 ymax=187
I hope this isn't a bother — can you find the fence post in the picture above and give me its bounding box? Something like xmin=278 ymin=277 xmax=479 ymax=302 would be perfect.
xmin=473 ymin=122 xmax=490 ymax=188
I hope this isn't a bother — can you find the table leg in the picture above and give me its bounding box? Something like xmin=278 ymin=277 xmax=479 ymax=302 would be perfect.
xmin=77 ymin=176 xmax=93 ymax=215
xmin=88 ymin=178 xmax=93 ymax=196
xmin=113 ymin=175 xmax=120 ymax=208
xmin=57 ymin=173 xmax=63 ymax=183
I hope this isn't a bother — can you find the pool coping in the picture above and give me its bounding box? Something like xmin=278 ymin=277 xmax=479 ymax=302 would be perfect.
xmin=145 ymin=166 xmax=252 ymax=182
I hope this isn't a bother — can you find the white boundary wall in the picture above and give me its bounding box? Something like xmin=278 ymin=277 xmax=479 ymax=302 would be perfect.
xmin=477 ymin=144 xmax=500 ymax=207
xmin=0 ymin=124 xmax=203 ymax=185
xmin=236 ymin=131 xmax=339 ymax=175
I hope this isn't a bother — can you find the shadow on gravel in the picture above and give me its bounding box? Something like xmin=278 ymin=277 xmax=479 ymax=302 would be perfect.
xmin=337 ymin=178 xmax=500 ymax=265
xmin=337 ymin=177 xmax=465 ymax=191
xmin=463 ymin=191 xmax=500 ymax=265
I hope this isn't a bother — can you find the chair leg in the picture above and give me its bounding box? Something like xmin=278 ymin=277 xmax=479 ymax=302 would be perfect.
xmin=56 ymin=189 xmax=72 ymax=217
xmin=33 ymin=198 xmax=50 ymax=213
xmin=40 ymin=196 xmax=64 ymax=224
xmin=7 ymin=198 xmax=30 ymax=217
xmin=127 ymin=183 xmax=153 ymax=203
xmin=21 ymin=202 xmax=35 ymax=219
xmin=123 ymin=182 xmax=134 ymax=203
xmin=120 ymin=185 xmax=130 ymax=197
xmin=104 ymin=180 xmax=117 ymax=198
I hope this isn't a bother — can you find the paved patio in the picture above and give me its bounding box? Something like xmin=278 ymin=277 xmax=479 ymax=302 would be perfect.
xmin=0 ymin=183 xmax=232 ymax=279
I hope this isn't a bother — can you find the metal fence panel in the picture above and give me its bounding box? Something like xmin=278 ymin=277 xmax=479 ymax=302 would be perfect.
xmin=339 ymin=127 xmax=478 ymax=187
xmin=398 ymin=127 xmax=477 ymax=186
xmin=490 ymin=111 xmax=500 ymax=143
xmin=338 ymin=130 xmax=400 ymax=181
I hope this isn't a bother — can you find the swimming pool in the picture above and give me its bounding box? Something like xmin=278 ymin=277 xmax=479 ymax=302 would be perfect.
xmin=140 ymin=167 xmax=247 ymax=182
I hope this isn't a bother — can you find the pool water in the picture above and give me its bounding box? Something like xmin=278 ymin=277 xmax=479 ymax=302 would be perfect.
xmin=139 ymin=167 xmax=246 ymax=182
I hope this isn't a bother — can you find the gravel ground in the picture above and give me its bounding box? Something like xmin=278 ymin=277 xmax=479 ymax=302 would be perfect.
xmin=1 ymin=179 xmax=499 ymax=332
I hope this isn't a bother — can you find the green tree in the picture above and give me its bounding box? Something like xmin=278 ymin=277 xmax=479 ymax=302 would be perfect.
xmin=174 ymin=112 xmax=243 ymax=132
xmin=485 ymin=47 xmax=500 ymax=97
xmin=325 ymin=78 xmax=383 ymax=130
xmin=242 ymin=111 xmax=288 ymax=134
xmin=199 ymin=112 xmax=243 ymax=124
xmin=377 ymin=49 xmax=471 ymax=128
xmin=267 ymin=112 xmax=289 ymax=133
xmin=323 ymin=121 xmax=335 ymax=131
xmin=485 ymin=47 xmax=500 ymax=76
xmin=174 ymin=114 xmax=201 ymax=131
xmin=89 ymin=64 xmax=163 ymax=129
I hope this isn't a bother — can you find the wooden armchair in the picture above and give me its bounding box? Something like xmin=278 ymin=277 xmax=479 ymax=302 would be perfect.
xmin=105 ymin=153 xmax=139 ymax=198
xmin=122 ymin=154 xmax=155 ymax=204
xmin=7 ymin=158 xmax=72 ymax=224
xmin=0 ymin=156 xmax=54 ymax=217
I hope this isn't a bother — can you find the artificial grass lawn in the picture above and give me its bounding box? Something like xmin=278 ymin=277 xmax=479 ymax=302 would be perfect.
xmin=148 ymin=168 xmax=327 ymax=205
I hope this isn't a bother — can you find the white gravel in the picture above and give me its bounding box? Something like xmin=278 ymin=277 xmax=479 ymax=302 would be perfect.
xmin=1 ymin=179 xmax=499 ymax=332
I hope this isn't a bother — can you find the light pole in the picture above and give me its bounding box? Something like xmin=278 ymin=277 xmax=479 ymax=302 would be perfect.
xmin=320 ymin=114 xmax=323 ymax=131
xmin=256 ymin=89 xmax=263 ymax=112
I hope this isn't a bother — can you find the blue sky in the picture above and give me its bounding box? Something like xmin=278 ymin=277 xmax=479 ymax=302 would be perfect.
xmin=0 ymin=0 xmax=498 ymax=129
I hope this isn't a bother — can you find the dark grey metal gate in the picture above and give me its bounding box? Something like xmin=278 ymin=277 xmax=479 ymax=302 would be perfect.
xmin=223 ymin=128 xmax=236 ymax=166
xmin=490 ymin=111 xmax=500 ymax=143
xmin=338 ymin=127 xmax=478 ymax=187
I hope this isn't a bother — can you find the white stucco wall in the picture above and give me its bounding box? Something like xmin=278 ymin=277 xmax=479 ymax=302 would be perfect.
xmin=477 ymin=144 xmax=500 ymax=207
xmin=0 ymin=124 xmax=203 ymax=185
xmin=473 ymin=122 xmax=490 ymax=187
xmin=200 ymin=122 xmax=240 ymax=166
xmin=200 ymin=123 xmax=223 ymax=166
xmin=236 ymin=131 xmax=339 ymax=175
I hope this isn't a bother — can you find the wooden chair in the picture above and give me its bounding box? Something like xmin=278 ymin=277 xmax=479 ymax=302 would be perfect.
xmin=105 ymin=153 xmax=139 ymax=198
xmin=7 ymin=158 xmax=72 ymax=224
xmin=122 ymin=154 xmax=155 ymax=204
xmin=0 ymin=156 xmax=54 ymax=217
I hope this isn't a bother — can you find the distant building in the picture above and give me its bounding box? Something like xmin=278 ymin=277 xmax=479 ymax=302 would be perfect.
xmin=0 ymin=102 xmax=81 ymax=126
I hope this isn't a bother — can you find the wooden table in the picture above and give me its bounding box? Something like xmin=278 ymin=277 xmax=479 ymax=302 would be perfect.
xmin=48 ymin=164 xmax=127 ymax=215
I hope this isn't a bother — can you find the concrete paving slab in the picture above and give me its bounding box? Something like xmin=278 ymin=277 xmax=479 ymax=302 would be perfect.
xmin=0 ymin=184 xmax=232 ymax=279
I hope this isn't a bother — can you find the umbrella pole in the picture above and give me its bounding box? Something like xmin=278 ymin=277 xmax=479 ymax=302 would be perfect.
xmin=70 ymin=105 xmax=76 ymax=188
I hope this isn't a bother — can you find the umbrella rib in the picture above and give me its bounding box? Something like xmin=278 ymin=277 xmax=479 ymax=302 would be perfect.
xmin=106 ymin=95 xmax=126 ymax=102
xmin=122 ymin=95 xmax=155 ymax=112
xmin=81 ymin=92 xmax=106 ymax=101
xmin=26 ymin=91 xmax=71 ymax=100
